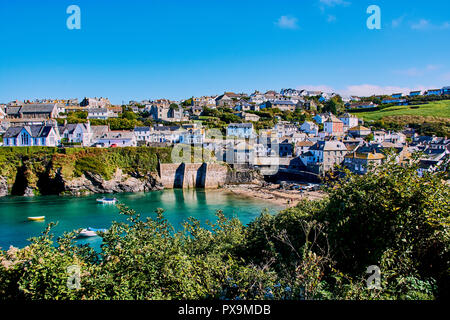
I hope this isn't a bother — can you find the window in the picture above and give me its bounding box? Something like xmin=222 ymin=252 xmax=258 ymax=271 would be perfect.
xmin=21 ymin=133 xmax=29 ymax=145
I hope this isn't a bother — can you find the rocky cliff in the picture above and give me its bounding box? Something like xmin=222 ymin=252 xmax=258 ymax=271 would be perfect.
xmin=62 ymin=169 xmax=163 ymax=196
xmin=0 ymin=176 xmax=8 ymax=197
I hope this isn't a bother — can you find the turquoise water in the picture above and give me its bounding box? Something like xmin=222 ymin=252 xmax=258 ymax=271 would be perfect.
xmin=0 ymin=189 xmax=282 ymax=250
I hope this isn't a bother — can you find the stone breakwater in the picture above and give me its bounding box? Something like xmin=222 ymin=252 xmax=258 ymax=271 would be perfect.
xmin=0 ymin=162 xmax=263 ymax=197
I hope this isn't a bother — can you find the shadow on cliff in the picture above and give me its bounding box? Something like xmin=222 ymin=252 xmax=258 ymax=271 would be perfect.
xmin=11 ymin=165 xmax=28 ymax=196
xmin=36 ymin=165 xmax=65 ymax=195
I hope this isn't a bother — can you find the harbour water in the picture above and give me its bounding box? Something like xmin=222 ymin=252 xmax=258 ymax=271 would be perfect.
xmin=0 ymin=189 xmax=283 ymax=250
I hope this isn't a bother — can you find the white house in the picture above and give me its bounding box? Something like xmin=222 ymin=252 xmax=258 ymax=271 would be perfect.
xmin=180 ymin=128 xmax=205 ymax=145
xmin=373 ymin=131 xmax=407 ymax=144
xmin=3 ymin=124 xmax=61 ymax=147
xmin=134 ymin=125 xmax=185 ymax=144
xmin=227 ymin=123 xmax=254 ymax=139
xmin=87 ymin=108 xmax=117 ymax=120
xmin=134 ymin=126 xmax=152 ymax=142
xmin=59 ymin=122 xmax=93 ymax=146
xmin=94 ymin=131 xmax=137 ymax=147
xmin=339 ymin=113 xmax=359 ymax=132
xmin=274 ymin=123 xmax=298 ymax=138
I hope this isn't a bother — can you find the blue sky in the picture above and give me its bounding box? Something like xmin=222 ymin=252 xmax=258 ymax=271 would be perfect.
xmin=0 ymin=0 xmax=449 ymax=104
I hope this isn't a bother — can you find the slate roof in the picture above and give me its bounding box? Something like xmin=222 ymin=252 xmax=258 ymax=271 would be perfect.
xmin=3 ymin=125 xmax=55 ymax=138
xmin=20 ymin=104 xmax=56 ymax=114
xmin=153 ymin=126 xmax=180 ymax=132
xmin=3 ymin=126 xmax=22 ymax=138
xmin=6 ymin=107 xmax=21 ymax=115
xmin=88 ymin=108 xmax=108 ymax=113
xmin=310 ymin=141 xmax=347 ymax=151
xmin=228 ymin=123 xmax=253 ymax=128
xmin=134 ymin=126 xmax=151 ymax=132
xmin=272 ymin=100 xmax=296 ymax=105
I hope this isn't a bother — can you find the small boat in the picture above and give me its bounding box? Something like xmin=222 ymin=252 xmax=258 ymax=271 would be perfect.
xmin=96 ymin=197 xmax=117 ymax=204
xmin=78 ymin=229 xmax=98 ymax=238
xmin=78 ymin=227 xmax=107 ymax=238
xmin=87 ymin=227 xmax=107 ymax=233
xmin=28 ymin=216 xmax=45 ymax=221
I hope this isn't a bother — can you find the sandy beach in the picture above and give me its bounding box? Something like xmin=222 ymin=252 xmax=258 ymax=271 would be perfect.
xmin=223 ymin=183 xmax=327 ymax=208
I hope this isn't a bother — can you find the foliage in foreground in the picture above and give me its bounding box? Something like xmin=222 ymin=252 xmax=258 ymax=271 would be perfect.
xmin=0 ymin=159 xmax=448 ymax=300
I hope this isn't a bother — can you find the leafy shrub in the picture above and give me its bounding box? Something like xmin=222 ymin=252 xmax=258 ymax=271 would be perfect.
xmin=0 ymin=159 xmax=448 ymax=300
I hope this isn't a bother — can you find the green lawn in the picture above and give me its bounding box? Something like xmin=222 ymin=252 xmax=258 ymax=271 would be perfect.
xmin=351 ymin=100 xmax=450 ymax=122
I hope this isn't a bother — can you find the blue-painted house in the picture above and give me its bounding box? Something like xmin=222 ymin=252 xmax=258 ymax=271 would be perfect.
xmin=391 ymin=93 xmax=403 ymax=99
xmin=409 ymin=91 xmax=422 ymax=97
xmin=2 ymin=125 xmax=61 ymax=147
xmin=382 ymin=98 xmax=408 ymax=106
xmin=442 ymin=86 xmax=450 ymax=95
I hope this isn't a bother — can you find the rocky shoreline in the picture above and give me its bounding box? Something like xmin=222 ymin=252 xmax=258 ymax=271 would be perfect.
xmin=61 ymin=169 xmax=164 ymax=196
xmin=223 ymin=183 xmax=327 ymax=207
xmin=0 ymin=168 xmax=164 ymax=197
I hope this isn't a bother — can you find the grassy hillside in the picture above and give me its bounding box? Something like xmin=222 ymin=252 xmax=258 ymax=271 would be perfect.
xmin=351 ymin=100 xmax=450 ymax=122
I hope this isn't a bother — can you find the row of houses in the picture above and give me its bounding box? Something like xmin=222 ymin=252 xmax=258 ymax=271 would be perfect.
xmin=2 ymin=118 xmax=448 ymax=178
xmin=395 ymin=87 xmax=450 ymax=97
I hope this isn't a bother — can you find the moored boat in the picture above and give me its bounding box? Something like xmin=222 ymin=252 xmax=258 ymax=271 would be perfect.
xmin=78 ymin=227 xmax=107 ymax=238
xmin=96 ymin=197 xmax=117 ymax=204
xmin=87 ymin=227 xmax=107 ymax=233
xmin=78 ymin=229 xmax=98 ymax=238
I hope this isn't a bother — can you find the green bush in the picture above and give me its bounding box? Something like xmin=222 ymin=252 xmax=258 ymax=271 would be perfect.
xmin=0 ymin=159 xmax=448 ymax=300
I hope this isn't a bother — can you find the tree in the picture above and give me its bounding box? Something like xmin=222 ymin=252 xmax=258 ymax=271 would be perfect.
xmin=181 ymin=98 xmax=193 ymax=107
xmin=364 ymin=133 xmax=374 ymax=142
xmin=323 ymin=97 xmax=344 ymax=115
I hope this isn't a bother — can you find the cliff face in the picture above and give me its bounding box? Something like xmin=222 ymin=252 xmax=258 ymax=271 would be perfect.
xmin=0 ymin=167 xmax=163 ymax=197
xmin=0 ymin=147 xmax=171 ymax=197
xmin=0 ymin=176 xmax=8 ymax=197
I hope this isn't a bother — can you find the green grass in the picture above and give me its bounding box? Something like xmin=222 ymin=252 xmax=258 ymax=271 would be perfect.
xmin=351 ymin=100 xmax=450 ymax=122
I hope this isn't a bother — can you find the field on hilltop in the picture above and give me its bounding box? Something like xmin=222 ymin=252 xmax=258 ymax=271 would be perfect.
xmin=350 ymin=100 xmax=450 ymax=122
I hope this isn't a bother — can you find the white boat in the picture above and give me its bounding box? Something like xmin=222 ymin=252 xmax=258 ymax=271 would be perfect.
xmin=78 ymin=229 xmax=98 ymax=238
xmin=28 ymin=216 xmax=45 ymax=221
xmin=96 ymin=197 xmax=117 ymax=204
xmin=77 ymin=227 xmax=107 ymax=238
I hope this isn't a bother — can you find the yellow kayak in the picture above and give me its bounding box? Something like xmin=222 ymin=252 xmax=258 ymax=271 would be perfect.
xmin=28 ymin=216 xmax=45 ymax=221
